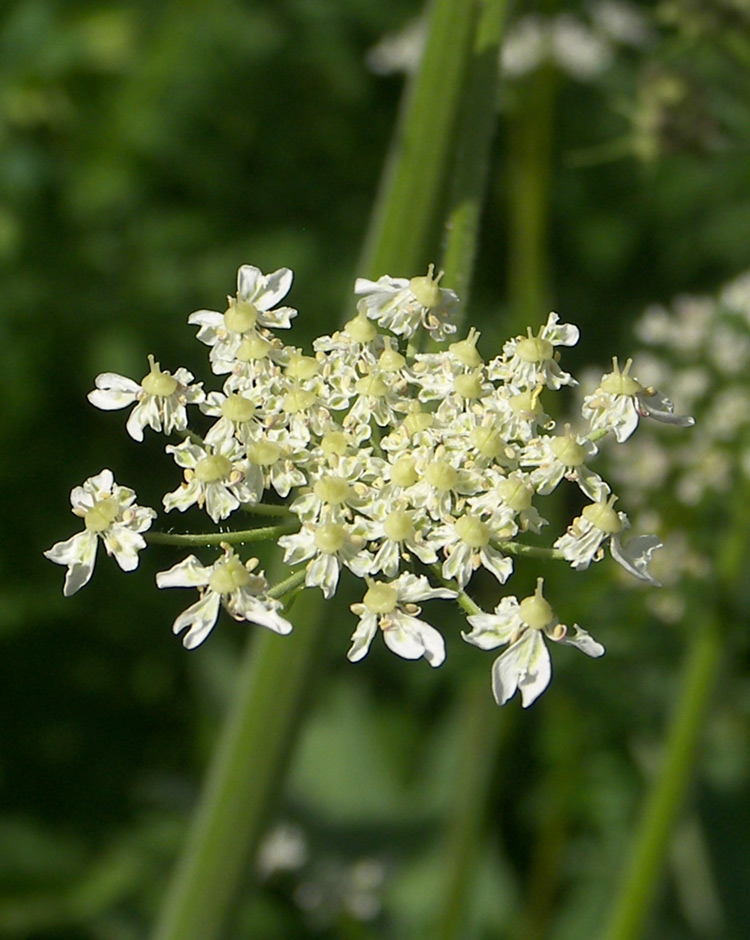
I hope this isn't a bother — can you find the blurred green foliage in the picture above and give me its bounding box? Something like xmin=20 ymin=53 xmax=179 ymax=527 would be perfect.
xmin=3 ymin=0 xmax=750 ymax=938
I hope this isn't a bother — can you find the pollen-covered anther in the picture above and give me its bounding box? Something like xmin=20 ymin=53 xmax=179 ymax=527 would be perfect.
xmin=550 ymin=425 xmax=586 ymax=466
xmin=247 ymin=440 xmax=281 ymax=466
xmin=84 ymin=498 xmax=120 ymax=533
xmin=409 ymin=264 xmax=444 ymax=308
xmin=195 ymin=454 xmax=233 ymax=483
xmin=453 ymin=371 xmax=485 ymax=401
xmin=140 ymin=355 xmax=179 ymax=398
xmin=449 ymin=327 xmax=483 ymax=367
xmin=208 ymin=553 xmax=251 ymax=595
xmin=221 ymin=392 xmax=256 ymax=423
xmin=224 ymin=298 xmax=259 ymax=334
xmin=314 ymin=522 xmax=347 ymax=554
xmin=363 ymin=581 xmax=399 ymax=615
xmin=515 ymin=328 xmax=554 ymax=364
xmin=423 ymin=459 xmax=458 ymax=492
xmin=600 ymin=357 xmax=643 ymax=397
xmin=314 ymin=475 xmax=352 ymax=506
xmin=518 ymin=579 xmax=554 ymax=630
xmin=455 ymin=513 xmax=491 ymax=549
xmin=582 ymin=494 xmax=622 ymax=534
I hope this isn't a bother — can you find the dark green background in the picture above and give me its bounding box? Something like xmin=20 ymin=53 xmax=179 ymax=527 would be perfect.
xmin=3 ymin=1 xmax=749 ymax=938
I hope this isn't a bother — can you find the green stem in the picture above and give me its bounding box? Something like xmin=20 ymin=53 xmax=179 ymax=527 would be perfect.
xmin=148 ymin=522 xmax=298 ymax=547
xmin=598 ymin=617 xmax=722 ymax=940
xmin=440 ymin=0 xmax=510 ymax=307
xmin=429 ymin=672 xmax=509 ymax=940
xmin=151 ymin=590 xmax=325 ymax=940
xmin=357 ymin=0 xmax=480 ymax=279
xmin=506 ymin=64 xmax=558 ymax=330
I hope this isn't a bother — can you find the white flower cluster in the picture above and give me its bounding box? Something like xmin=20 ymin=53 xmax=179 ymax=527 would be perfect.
xmin=598 ymin=271 xmax=750 ymax=621
xmin=45 ymin=263 xmax=695 ymax=706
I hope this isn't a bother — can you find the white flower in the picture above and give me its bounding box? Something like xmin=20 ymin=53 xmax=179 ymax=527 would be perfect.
xmin=523 ymin=424 xmax=608 ymax=500
xmin=189 ymin=265 xmax=297 ymax=374
xmin=582 ymin=357 xmax=695 ymax=443
xmin=88 ymin=355 xmax=204 ymax=442
xmin=462 ymin=578 xmax=604 ymax=707
xmin=278 ymin=520 xmax=372 ymax=599
xmin=553 ymin=494 xmax=662 ymax=585
xmin=163 ymin=438 xmax=257 ymax=522
xmin=354 ymin=264 xmax=459 ymax=341
xmin=428 ymin=511 xmax=513 ymax=589
xmin=44 ymin=469 xmax=156 ymax=596
xmin=490 ymin=312 xmax=579 ymax=391
xmin=155 ymin=545 xmax=292 ymax=649
xmin=347 ymin=573 xmax=457 ymax=667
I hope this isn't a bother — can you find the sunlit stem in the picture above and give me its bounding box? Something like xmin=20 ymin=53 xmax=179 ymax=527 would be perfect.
xmin=147 ymin=522 xmax=299 ymax=547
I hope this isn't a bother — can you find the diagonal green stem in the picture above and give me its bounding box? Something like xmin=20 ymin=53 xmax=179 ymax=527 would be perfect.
xmin=151 ymin=590 xmax=325 ymax=940
xmin=358 ymin=0 xmax=480 ymax=279
xmin=440 ymin=0 xmax=509 ymax=306
xmin=598 ymin=616 xmax=722 ymax=940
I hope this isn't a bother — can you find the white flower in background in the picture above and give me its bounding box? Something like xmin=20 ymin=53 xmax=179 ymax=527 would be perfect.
xmin=348 ymin=573 xmax=457 ymax=667
xmin=44 ymin=469 xmax=156 ymax=595
xmin=490 ymin=312 xmax=579 ymax=391
xmin=554 ymin=493 xmax=662 ymax=584
xmin=156 ymin=545 xmax=292 ymax=649
xmin=462 ymin=578 xmax=604 ymax=706
xmin=88 ymin=355 xmax=204 ymax=442
xmin=354 ymin=264 xmax=459 ymax=341
xmin=163 ymin=438 xmax=256 ymax=522
xmin=189 ymin=265 xmax=297 ymax=374
xmin=582 ymin=356 xmax=695 ymax=442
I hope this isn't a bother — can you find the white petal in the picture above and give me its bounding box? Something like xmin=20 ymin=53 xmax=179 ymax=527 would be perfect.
xmin=172 ymin=592 xmax=222 ymax=649
xmin=347 ymin=612 xmax=379 ymax=662
xmin=397 ymin=572 xmax=458 ymax=604
xmin=491 ymin=630 xmax=551 ymax=707
xmin=463 ymin=599 xmax=522 ymax=650
xmin=382 ymin=613 xmax=446 ymax=667
xmin=637 ymin=390 xmax=695 ymax=428
xmin=232 ymin=591 xmax=293 ymax=635
xmin=44 ymin=530 xmax=98 ymax=596
xmin=610 ymin=533 xmax=663 ymax=585
xmin=557 ymin=624 xmax=605 ymax=658
xmin=102 ymin=526 xmax=147 ymax=571
xmin=480 ymin=545 xmax=514 ymax=584
xmin=156 ymin=555 xmax=212 ymax=589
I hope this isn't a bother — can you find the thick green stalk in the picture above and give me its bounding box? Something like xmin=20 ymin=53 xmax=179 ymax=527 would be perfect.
xmin=598 ymin=485 xmax=744 ymax=940
xmin=151 ymin=591 xmax=324 ymax=940
xmin=149 ymin=4 xmax=491 ymax=940
xmin=429 ymin=674 xmax=510 ymax=940
xmin=440 ymin=0 xmax=509 ymax=306
xmin=506 ymin=65 xmax=558 ymax=330
xmin=598 ymin=616 xmax=722 ymax=940
xmin=358 ymin=0 xmax=480 ymax=279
